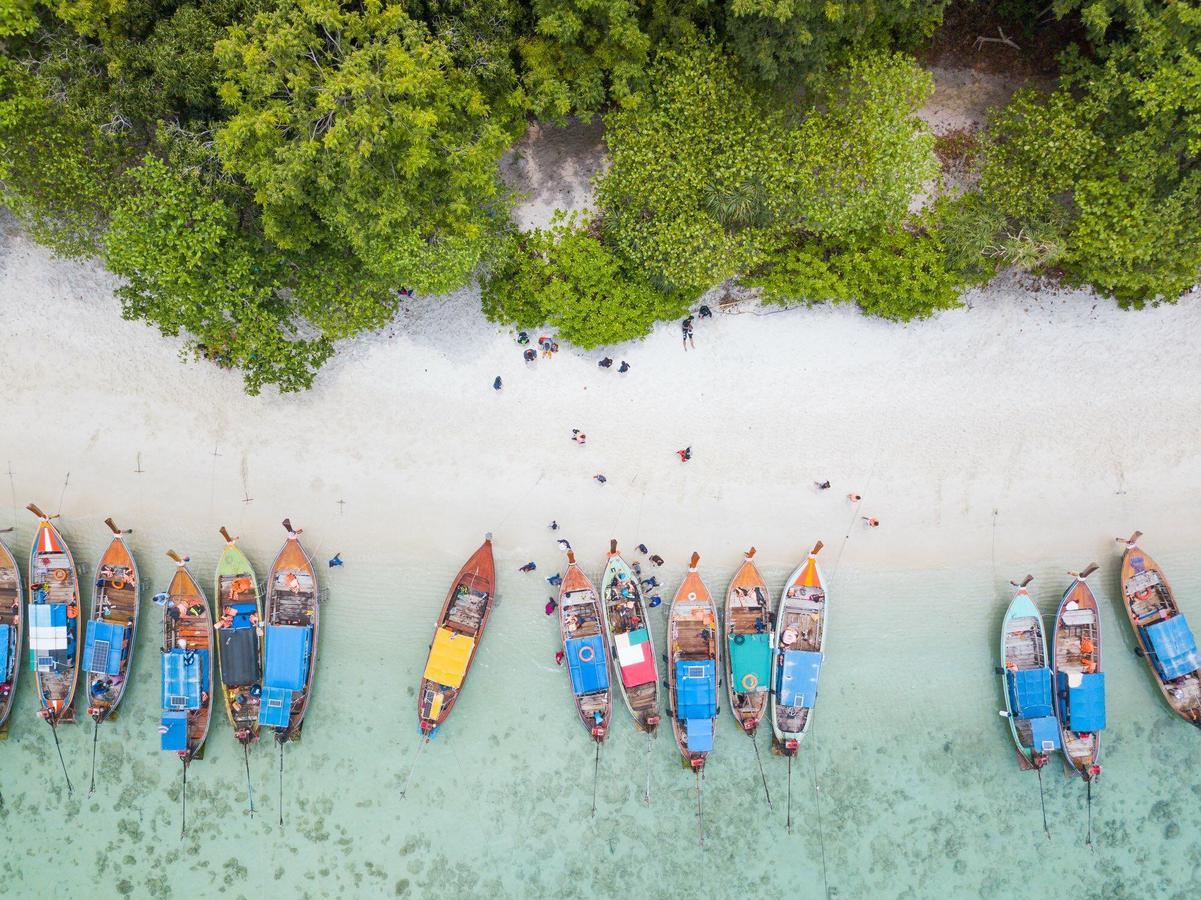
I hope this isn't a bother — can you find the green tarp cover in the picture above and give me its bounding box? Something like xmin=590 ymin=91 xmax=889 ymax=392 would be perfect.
xmin=729 ymin=632 xmax=771 ymax=692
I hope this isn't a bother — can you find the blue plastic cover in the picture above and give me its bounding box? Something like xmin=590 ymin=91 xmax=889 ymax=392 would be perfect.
xmin=1145 ymin=616 xmax=1201 ymax=680
xmin=778 ymin=650 xmax=822 ymax=707
xmin=229 ymin=601 xmax=257 ymax=630
xmin=264 ymin=625 xmax=311 ymax=691
xmin=160 ymin=710 xmax=188 ymax=751
xmin=1029 ymin=716 xmax=1062 ymax=751
xmin=161 ymin=648 xmax=208 ymax=710
xmin=686 ymin=717 xmax=714 ymax=752
xmin=0 ymin=623 xmax=10 ymax=674
xmin=258 ymin=685 xmax=292 ymax=728
xmin=1007 ymin=667 xmax=1053 ymax=719
xmin=85 ymin=620 xmax=126 ymax=676
xmin=1058 ymin=671 xmax=1106 ymax=732
xmin=566 ymin=634 xmax=609 ymax=695
xmin=675 ymin=659 xmax=716 ymax=719
xmin=30 ymin=603 xmax=68 ymax=628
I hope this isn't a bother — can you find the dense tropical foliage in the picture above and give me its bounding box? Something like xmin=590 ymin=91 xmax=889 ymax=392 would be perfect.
xmin=0 ymin=0 xmax=1197 ymax=391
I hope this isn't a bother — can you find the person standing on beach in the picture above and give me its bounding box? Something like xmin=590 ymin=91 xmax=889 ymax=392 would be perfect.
xmin=523 ymin=348 xmax=537 ymax=362
xmin=328 ymin=553 xmax=344 ymax=568
xmin=493 ymin=376 xmax=502 ymax=390
xmin=594 ymin=474 xmax=607 ymax=484
xmin=545 ymin=597 xmax=557 ymax=615
xmin=698 ymin=305 xmax=712 ymax=318
xmin=517 ymin=331 xmax=529 ymax=345
xmin=548 ymin=520 xmax=559 ymax=531
xmin=572 ymin=429 xmax=587 ymax=445
xmin=863 ymin=517 xmax=880 ymax=528
xmin=677 ymin=446 xmax=692 ymax=462
xmin=555 ymin=650 xmax=565 ymax=666
xmin=618 ymin=361 xmax=630 ymax=373
xmin=546 ymin=573 xmax=562 ymax=586
xmin=815 ymin=480 xmax=831 ymax=490
xmin=681 ymin=316 xmax=695 ymax=350
xmin=848 ymin=493 xmax=862 ymax=502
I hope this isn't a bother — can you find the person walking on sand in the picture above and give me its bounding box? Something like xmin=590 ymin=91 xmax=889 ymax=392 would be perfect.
xmin=519 ymin=561 xmax=537 ymax=573
xmin=598 ymin=357 xmax=613 ymax=369
xmin=863 ymin=517 xmax=880 ymax=528
xmin=618 ymin=361 xmax=630 ymax=373
xmin=848 ymin=492 xmax=862 ymax=502
xmin=493 ymin=376 xmax=502 ymax=390
xmin=815 ymin=480 xmax=831 ymax=490
xmin=681 ymin=316 xmax=695 ymax=350
xmin=677 ymin=446 xmax=692 ymax=462
xmin=548 ymin=520 xmax=559 ymax=531
xmin=572 ymin=429 xmax=587 ymax=445
xmin=594 ymin=474 xmax=607 ymax=484
xmin=555 ymin=650 xmax=565 ymax=666
xmin=545 ymin=597 xmax=557 ymax=616
xmin=524 ymin=348 xmax=537 ymax=362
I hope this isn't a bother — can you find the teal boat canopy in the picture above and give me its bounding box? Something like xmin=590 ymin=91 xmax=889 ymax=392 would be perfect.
xmin=258 ymin=685 xmax=292 ymax=728
xmin=729 ymin=632 xmax=771 ymax=693
xmin=1057 ymin=671 xmax=1106 ymax=733
xmin=1144 ymin=615 xmax=1201 ymax=681
xmin=675 ymin=659 xmax=716 ymax=720
xmin=0 ymin=623 xmax=10 ymax=675
xmin=161 ymin=647 xmax=207 ymax=711
xmin=160 ymin=710 xmax=188 ymax=752
xmin=1007 ymin=667 xmax=1053 ymax=719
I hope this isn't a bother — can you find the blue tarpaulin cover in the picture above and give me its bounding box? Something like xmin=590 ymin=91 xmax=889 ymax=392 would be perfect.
xmin=1145 ymin=616 xmax=1201 ymax=680
xmin=1007 ymin=667 xmax=1053 ymax=719
xmin=229 ymin=601 xmax=257 ymax=630
xmin=160 ymin=710 xmax=188 ymax=751
xmin=1058 ymin=671 xmax=1107 ymax=732
xmin=566 ymin=634 xmax=609 ymax=695
xmin=686 ymin=717 xmax=714 ymax=752
xmin=258 ymin=685 xmax=292 ymax=728
xmin=1029 ymin=715 xmax=1062 ymax=751
xmin=161 ymin=648 xmax=207 ymax=710
xmin=0 ymin=623 xmax=10 ymax=674
xmin=777 ymin=650 xmax=822 ymax=707
xmin=675 ymin=659 xmax=716 ymax=720
xmin=263 ymin=625 xmax=311 ymax=691
xmin=85 ymin=620 xmax=126 ymax=676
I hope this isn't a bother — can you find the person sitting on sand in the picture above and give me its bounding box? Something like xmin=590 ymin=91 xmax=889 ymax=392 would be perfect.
xmin=598 ymin=357 xmax=613 ymax=368
xmin=594 ymin=474 xmax=607 ymax=484
xmin=545 ymin=598 xmax=557 ymax=615
xmin=863 ymin=517 xmax=880 ymax=528
xmin=546 ymin=573 xmax=562 ymax=586
xmin=524 ymin=348 xmax=537 ymax=362
xmin=618 ymin=361 xmax=630 ymax=373
xmin=649 ymin=554 xmax=664 ymax=566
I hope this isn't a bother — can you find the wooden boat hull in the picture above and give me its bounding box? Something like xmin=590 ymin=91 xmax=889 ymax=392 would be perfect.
xmin=559 ymin=554 xmax=611 ymax=742
xmin=667 ymin=556 xmax=719 ymax=768
xmin=771 ymin=547 xmax=827 ymax=751
xmin=263 ymin=528 xmax=320 ymax=741
xmin=161 ymin=560 xmax=214 ymax=762
xmin=86 ymin=531 xmax=140 ymax=722
xmin=417 ymin=538 xmax=496 ymax=736
xmin=28 ymin=514 xmax=82 ymax=723
xmin=600 ymin=545 xmax=660 ymax=734
xmin=1119 ymin=539 xmax=1201 ymax=727
xmin=1000 ymin=588 xmax=1054 ymax=770
xmin=214 ymin=539 xmax=263 ymax=745
xmin=724 ymin=551 xmax=772 ymax=735
xmin=0 ymin=536 xmax=23 ymax=733
xmin=1052 ymin=574 xmax=1103 ymax=779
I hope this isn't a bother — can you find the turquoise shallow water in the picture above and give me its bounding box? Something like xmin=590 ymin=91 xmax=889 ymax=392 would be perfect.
xmin=2 ymin=522 xmax=1201 ymax=899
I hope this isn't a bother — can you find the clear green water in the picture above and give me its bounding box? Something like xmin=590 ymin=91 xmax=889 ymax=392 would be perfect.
xmin=2 ymin=522 xmax=1200 ymax=899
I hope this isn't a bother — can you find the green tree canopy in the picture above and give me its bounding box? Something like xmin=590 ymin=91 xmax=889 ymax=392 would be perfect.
xmin=214 ymin=0 xmax=525 ymax=294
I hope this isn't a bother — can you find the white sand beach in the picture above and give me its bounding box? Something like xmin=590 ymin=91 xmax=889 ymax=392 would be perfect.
xmin=2 ymin=217 xmax=1199 ymax=580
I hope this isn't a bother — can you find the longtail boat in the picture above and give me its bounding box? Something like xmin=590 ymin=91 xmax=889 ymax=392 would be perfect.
xmin=1053 ymin=564 xmax=1105 ymax=781
xmin=258 ymin=519 xmax=320 ymax=743
xmin=667 ymin=552 xmax=718 ymax=770
xmin=27 ymin=504 xmax=81 ymax=727
xmin=771 ymin=541 xmax=826 ymax=755
xmin=999 ymin=576 xmax=1059 ymax=770
xmin=600 ymin=540 xmax=659 ymax=733
xmin=215 ymin=526 xmax=264 ymax=814
xmin=1117 ymin=532 xmax=1201 ymax=727
xmin=258 ymin=519 xmax=319 ymax=825
xmin=0 ymin=530 xmax=23 ymax=735
xmin=417 ymin=536 xmax=495 ymax=739
xmin=159 ymin=549 xmax=213 ymax=835
xmin=83 ymin=518 xmax=140 ymax=793
xmin=214 ymin=527 xmax=263 ymax=747
xmin=725 ymin=547 xmax=772 ymax=736
xmin=558 ymin=550 xmax=611 ymax=743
